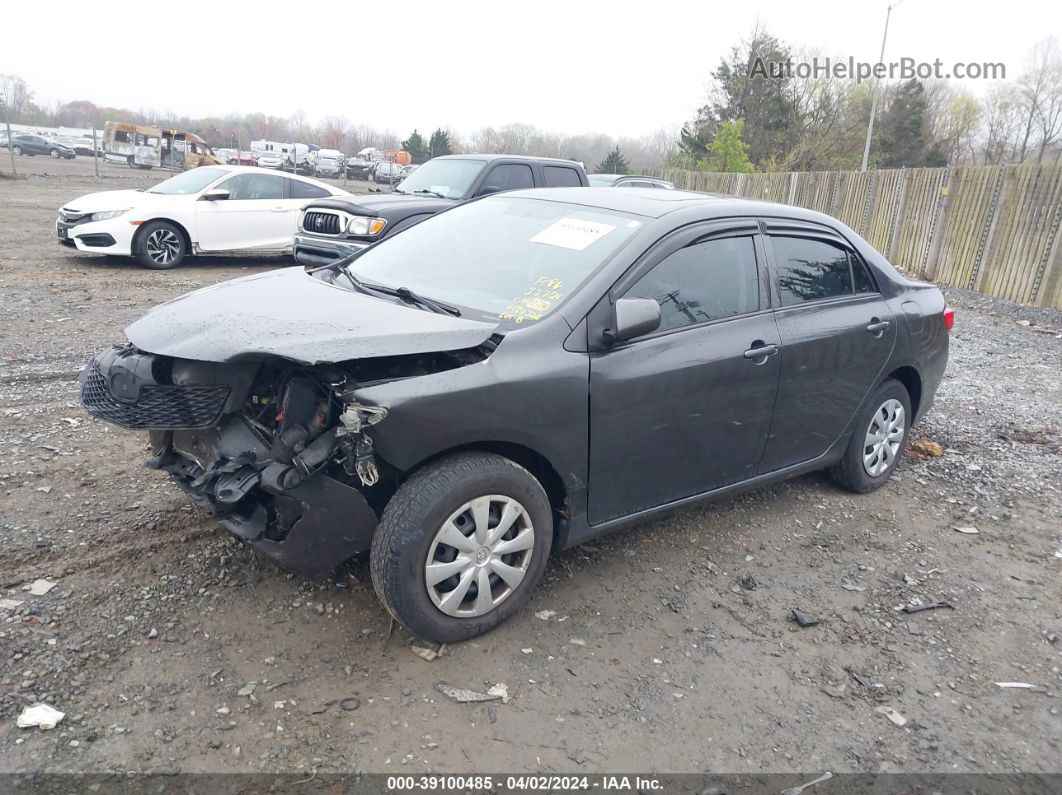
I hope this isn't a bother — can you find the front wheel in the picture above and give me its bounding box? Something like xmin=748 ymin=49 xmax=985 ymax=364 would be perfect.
xmin=828 ymin=378 xmax=912 ymax=492
xmin=49 ymin=148 xmax=60 ymax=159
xmin=371 ymin=452 xmax=553 ymax=643
xmin=133 ymin=220 xmax=187 ymax=269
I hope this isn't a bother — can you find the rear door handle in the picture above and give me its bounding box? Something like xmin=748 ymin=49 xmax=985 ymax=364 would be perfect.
xmin=866 ymin=319 xmax=891 ymax=335
xmin=743 ymin=342 xmax=779 ymax=361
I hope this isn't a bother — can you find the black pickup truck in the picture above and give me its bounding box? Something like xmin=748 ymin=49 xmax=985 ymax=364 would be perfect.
xmin=293 ymin=154 xmax=588 ymax=267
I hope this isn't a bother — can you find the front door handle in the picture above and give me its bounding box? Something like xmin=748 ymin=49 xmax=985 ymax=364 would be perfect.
xmin=272 ymin=206 xmax=290 ymax=213
xmin=743 ymin=342 xmax=779 ymax=362
xmin=866 ymin=318 xmax=891 ymax=335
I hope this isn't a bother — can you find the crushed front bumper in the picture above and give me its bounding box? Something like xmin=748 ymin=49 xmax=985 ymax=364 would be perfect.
xmin=80 ymin=346 xmax=379 ymax=581
xmin=148 ymin=422 xmax=378 ymax=581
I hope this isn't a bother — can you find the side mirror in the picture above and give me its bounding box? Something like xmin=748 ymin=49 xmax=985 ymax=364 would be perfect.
xmin=607 ymin=297 xmax=661 ymax=343
xmin=201 ymin=188 xmax=230 ymax=201
xmin=476 ymin=185 xmax=503 ymax=197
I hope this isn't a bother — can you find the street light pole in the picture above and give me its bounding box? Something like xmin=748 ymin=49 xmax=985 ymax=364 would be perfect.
xmin=861 ymin=0 xmax=905 ymax=172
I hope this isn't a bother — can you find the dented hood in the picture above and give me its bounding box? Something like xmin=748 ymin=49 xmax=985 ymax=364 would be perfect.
xmin=125 ymin=267 xmax=498 ymax=364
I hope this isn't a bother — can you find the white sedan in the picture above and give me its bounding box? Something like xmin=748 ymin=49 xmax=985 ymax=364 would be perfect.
xmin=56 ymin=166 xmax=350 ymax=269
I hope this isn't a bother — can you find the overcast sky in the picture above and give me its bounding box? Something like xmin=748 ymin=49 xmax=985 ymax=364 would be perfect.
xmin=3 ymin=0 xmax=1059 ymax=138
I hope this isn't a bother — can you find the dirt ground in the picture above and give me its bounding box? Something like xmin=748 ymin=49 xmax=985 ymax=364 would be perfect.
xmin=0 ymin=157 xmax=1059 ymax=777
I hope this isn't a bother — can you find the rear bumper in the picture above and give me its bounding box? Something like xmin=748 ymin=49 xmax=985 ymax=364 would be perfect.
xmin=293 ymin=233 xmax=368 ymax=267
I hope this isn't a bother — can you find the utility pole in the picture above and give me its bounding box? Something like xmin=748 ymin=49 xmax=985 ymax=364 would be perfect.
xmin=1 ymin=99 xmax=15 ymax=177
xmin=861 ymin=0 xmax=906 ymax=172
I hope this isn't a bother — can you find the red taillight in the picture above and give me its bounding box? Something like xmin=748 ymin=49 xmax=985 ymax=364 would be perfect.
xmin=943 ymin=306 xmax=955 ymax=331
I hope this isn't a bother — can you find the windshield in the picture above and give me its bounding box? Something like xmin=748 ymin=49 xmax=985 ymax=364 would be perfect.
xmin=394 ymin=158 xmax=485 ymax=199
xmin=147 ymin=167 xmax=226 ymax=194
xmin=345 ymin=197 xmax=642 ymax=326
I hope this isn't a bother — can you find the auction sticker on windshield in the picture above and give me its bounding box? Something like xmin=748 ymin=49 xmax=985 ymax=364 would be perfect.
xmin=531 ymin=217 xmax=616 ymax=251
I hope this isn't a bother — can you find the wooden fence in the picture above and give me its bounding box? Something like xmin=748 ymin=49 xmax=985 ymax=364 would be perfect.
xmin=646 ymin=164 xmax=1062 ymax=309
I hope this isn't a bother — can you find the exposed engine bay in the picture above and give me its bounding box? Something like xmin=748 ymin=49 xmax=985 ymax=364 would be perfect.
xmin=80 ymin=341 xmax=497 ymax=579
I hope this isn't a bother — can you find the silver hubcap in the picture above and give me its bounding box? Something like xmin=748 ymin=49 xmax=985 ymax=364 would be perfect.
xmin=425 ymin=495 xmax=534 ymax=618
xmin=146 ymin=228 xmax=181 ymax=264
xmin=863 ymin=398 xmax=905 ymax=477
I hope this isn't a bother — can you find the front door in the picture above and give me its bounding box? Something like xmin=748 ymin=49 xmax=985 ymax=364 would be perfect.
xmin=758 ymin=230 xmax=897 ymax=472
xmin=588 ymin=227 xmax=780 ymax=525
xmin=196 ymin=172 xmax=288 ymax=251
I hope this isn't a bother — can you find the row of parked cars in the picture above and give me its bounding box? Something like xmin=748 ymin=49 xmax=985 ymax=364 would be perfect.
xmin=67 ymin=150 xmax=951 ymax=643
xmin=54 ymin=154 xmax=676 ymax=269
xmin=210 ymin=147 xmax=420 ymax=183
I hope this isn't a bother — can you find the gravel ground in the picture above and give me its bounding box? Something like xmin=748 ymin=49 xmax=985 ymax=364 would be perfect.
xmin=0 ymin=158 xmax=1060 ymax=777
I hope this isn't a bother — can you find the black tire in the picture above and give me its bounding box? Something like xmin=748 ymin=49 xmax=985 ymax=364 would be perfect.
xmin=49 ymin=148 xmax=60 ymax=159
xmin=371 ymin=452 xmax=553 ymax=643
xmin=133 ymin=220 xmax=187 ymax=269
xmin=828 ymin=378 xmax=912 ymax=493
xmin=12 ymin=146 xmax=22 ymax=156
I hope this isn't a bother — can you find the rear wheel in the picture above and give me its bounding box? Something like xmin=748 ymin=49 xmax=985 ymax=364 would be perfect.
xmin=828 ymin=378 xmax=911 ymax=492
xmin=133 ymin=220 xmax=187 ymax=269
xmin=371 ymin=452 xmax=553 ymax=643
xmin=12 ymin=145 xmax=22 ymax=156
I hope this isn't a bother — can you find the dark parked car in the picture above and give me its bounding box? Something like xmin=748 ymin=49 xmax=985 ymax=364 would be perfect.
xmin=589 ymin=173 xmax=674 ymax=189
xmin=8 ymin=134 xmax=76 ymax=159
xmin=79 ymin=188 xmax=950 ymax=642
xmin=345 ymin=157 xmax=371 ymax=179
xmin=294 ymin=154 xmax=589 ymax=267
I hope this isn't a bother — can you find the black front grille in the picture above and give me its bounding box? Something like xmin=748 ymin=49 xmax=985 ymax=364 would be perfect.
xmin=81 ymin=365 xmax=230 ymax=430
xmin=302 ymin=211 xmax=341 ymax=236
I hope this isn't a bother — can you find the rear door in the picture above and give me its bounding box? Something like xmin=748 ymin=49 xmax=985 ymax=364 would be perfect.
xmin=196 ymin=172 xmax=287 ymax=251
xmin=758 ymin=224 xmax=896 ymax=473
xmin=587 ymin=223 xmax=780 ymax=524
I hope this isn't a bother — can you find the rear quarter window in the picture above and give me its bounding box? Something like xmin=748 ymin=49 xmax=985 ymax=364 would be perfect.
xmin=543 ymin=166 xmax=583 ymax=187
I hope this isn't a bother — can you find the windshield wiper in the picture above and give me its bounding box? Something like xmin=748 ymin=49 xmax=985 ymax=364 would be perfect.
xmin=311 ymin=257 xmax=461 ymax=316
xmin=389 ymin=286 xmax=461 ymax=316
xmin=411 ymin=188 xmax=447 ymax=199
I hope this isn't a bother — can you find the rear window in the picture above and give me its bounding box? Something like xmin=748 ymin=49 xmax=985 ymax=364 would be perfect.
xmin=543 ymin=166 xmax=582 ymax=187
xmin=289 ymin=179 xmax=331 ymax=199
xmin=770 ymin=236 xmax=855 ymax=306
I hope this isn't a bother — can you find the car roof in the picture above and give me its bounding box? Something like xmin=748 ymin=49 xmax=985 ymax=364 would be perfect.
xmin=505 ymin=186 xmax=844 ymax=225
xmin=433 ymin=153 xmax=582 ymax=166
xmin=210 ymin=164 xmax=344 ymax=185
xmin=590 ymin=173 xmax=668 ymax=182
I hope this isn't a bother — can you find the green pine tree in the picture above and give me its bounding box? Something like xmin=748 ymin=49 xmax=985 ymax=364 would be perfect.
xmin=428 ymin=128 xmax=453 ymax=158
xmin=595 ymin=146 xmax=630 ymax=174
xmin=401 ymin=129 xmax=430 ymax=164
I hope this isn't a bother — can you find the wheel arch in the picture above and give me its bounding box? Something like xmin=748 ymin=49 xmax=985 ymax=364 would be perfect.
xmin=403 ymin=440 xmax=569 ymax=541
xmin=132 ymin=217 xmax=194 ymax=253
xmin=883 ymin=365 xmax=922 ymax=420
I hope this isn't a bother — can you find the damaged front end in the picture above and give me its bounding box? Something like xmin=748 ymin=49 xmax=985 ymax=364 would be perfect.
xmin=79 ymin=344 xmax=449 ymax=580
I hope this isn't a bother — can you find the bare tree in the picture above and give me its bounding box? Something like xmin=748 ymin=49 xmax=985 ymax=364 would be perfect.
xmin=319 ymin=115 xmax=348 ymax=150
xmin=0 ymin=74 xmax=32 ymax=122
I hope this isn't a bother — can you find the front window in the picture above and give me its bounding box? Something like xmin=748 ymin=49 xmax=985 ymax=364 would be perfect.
xmin=393 ymin=158 xmax=486 ymax=199
xmin=217 ymin=173 xmax=285 ymax=200
xmin=343 ymin=197 xmax=643 ymax=326
xmin=146 ymin=167 xmax=227 ymax=195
